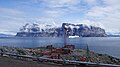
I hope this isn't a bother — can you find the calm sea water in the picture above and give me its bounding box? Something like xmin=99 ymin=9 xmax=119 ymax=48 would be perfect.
xmin=0 ymin=37 xmax=120 ymax=58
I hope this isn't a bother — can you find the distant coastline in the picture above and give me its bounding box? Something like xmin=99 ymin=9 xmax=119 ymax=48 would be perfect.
xmin=0 ymin=33 xmax=120 ymax=37
xmin=0 ymin=23 xmax=120 ymax=37
xmin=0 ymin=33 xmax=14 ymax=37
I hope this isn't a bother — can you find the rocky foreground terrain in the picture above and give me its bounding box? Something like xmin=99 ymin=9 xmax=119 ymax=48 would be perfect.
xmin=0 ymin=56 xmax=71 ymax=67
xmin=0 ymin=46 xmax=119 ymax=65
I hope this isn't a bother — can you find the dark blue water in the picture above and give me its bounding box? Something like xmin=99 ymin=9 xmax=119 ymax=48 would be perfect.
xmin=0 ymin=37 xmax=120 ymax=58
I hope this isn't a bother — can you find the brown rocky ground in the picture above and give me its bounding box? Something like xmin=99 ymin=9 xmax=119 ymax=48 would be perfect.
xmin=0 ymin=56 xmax=75 ymax=67
xmin=0 ymin=46 xmax=120 ymax=66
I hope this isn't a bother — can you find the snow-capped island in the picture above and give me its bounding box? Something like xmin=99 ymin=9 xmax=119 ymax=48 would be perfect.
xmin=16 ymin=23 xmax=106 ymax=37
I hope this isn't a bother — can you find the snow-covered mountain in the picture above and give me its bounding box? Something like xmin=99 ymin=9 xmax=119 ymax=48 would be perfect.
xmin=106 ymin=32 xmax=120 ymax=37
xmin=18 ymin=23 xmax=57 ymax=33
xmin=62 ymin=23 xmax=106 ymax=37
xmin=16 ymin=23 xmax=106 ymax=37
xmin=0 ymin=33 xmax=14 ymax=37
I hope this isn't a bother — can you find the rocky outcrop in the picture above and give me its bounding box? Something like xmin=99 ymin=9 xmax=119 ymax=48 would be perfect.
xmin=16 ymin=23 xmax=106 ymax=37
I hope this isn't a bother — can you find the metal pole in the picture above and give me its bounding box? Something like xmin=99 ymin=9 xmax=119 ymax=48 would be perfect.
xmin=86 ymin=44 xmax=90 ymax=62
xmin=64 ymin=27 xmax=67 ymax=46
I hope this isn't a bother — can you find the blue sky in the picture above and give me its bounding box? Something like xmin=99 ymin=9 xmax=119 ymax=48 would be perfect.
xmin=0 ymin=0 xmax=120 ymax=34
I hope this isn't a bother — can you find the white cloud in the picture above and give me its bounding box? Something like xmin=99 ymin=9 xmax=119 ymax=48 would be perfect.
xmin=85 ymin=0 xmax=120 ymax=32
xmin=84 ymin=0 xmax=97 ymax=5
xmin=0 ymin=7 xmax=24 ymax=17
xmin=0 ymin=7 xmax=28 ymax=34
xmin=44 ymin=10 xmax=66 ymax=17
xmin=103 ymin=0 xmax=120 ymax=7
xmin=36 ymin=0 xmax=82 ymax=17
xmin=43 ymin=0 xmax=80 ymax=7
xmin=0 ymin=0 xmax=120 ymax=34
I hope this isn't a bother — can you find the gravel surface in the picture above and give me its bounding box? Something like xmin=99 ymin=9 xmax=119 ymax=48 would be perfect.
xmin=0 ymin=56 xmax=74 ymax=67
